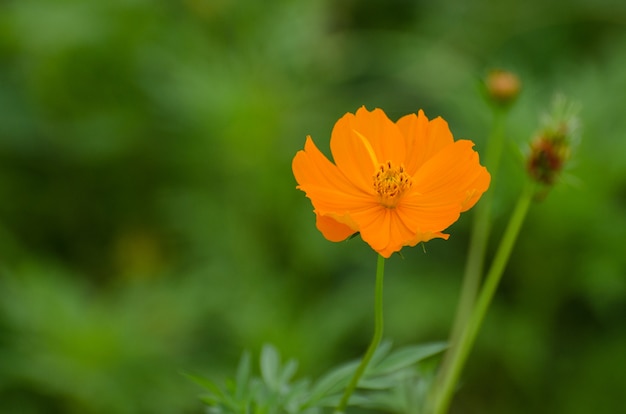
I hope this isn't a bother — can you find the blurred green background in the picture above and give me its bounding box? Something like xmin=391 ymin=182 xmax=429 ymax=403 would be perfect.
xmin=1 ymin=0 xmax=625 ymax=413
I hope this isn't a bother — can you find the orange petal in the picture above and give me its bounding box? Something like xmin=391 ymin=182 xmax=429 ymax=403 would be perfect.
xmin=411 ymin=231 xmax=449 ymax=244
xmin=315 ymin=214 xmax=357 ymax=242
xmin=459 ymin=169 xmax=491 ymax=212
xmin=350 ymin=207 xmax=417 ymax=258
xmin=400 ymin=140 xmax=490 ymax=233
xmin=393 ymin=205 xmax=451 ymax=246
xmin=395 ymin=204 xmax=453 ymax=243
xmin=380 ymin=209 xmax=419 ymax=257
xmin=397 ymin=110 xmax=454 ymax=176
xmin=351 ymin=206 xmax=391 ymax=256
xmin=293 ymin=136 xmax=379 ymax=244
xmin=330 ymin=107 xmax=406 ymax=192
xmin=293 ymin=136 xmax=373 ymax=213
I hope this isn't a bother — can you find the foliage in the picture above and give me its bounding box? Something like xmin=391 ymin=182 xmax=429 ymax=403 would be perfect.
xmin=189 ymin=342 xmax=446 ymax=414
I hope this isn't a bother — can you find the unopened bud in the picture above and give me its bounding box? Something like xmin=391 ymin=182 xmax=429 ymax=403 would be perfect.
xmin=526 ymin=95 xmax=580 ymax=188
xmin=485 ymin=69 xmax=521 ymax=107
xmin=527 ymin=130 xmax=570 ymax=185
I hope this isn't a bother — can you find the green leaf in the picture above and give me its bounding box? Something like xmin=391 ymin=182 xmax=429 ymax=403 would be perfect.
xmin=307 ymin=340 xmax=392 ymax=406
xmin=278 ymin=358 xmax=299 ymax=389
xmin=358 ymin=371 xmax=407 ymax=390
xmin=260 ymin=344 xmax=281 ymax=391
xmin=350 ymin=390 xmax=402 ymax=411
xmin=322 ymin=392 xmax=372 ymax=408
xmin=183 ymin=371 xmax=225 ymax=398
xmin=283 ymin=378 xmax=312 ymax=413
xmin=199 ymin=394 xmax=222 ymax=406
xmin=313 ymin=392 xmax=342 ymax=408
xmin=235 ymin=350 xmax=252 ymax=401
xmin=307 ymin=360 xmax=359 ymax=405
xmin=369 ymin=342 xmax=447 ymax=376
xmin=367 ymin=340 xmax=393 ymax=370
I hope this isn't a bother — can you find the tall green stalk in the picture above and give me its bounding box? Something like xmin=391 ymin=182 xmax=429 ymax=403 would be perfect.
xmin=429 ymin=108 xmax=507 ymax=411
xmin=335 ymin=254 xmax=385 ymax=414
xmin=453 ymin=108 xmax=507 ymax=341
xmin=430 ymin=183 xmax=534 ymax=414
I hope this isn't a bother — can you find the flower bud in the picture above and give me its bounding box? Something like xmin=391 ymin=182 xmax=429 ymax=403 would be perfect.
xmin=526 ymin=95 xmax=580 ymax=188
xmin=485 ymin=69 xmax=521 ymax=107
xmin=527 ymin=129 xmax=570 ymax=185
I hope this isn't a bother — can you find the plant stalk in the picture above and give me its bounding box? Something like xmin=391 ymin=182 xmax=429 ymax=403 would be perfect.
xmin=451 ymin=108 xmax=507 ymax=344
xmin=428 ymin=107 xmax=507 ymax=411
xmin=430 ymin=183 xmax=534 ymax=414
xmin=335 ymin=254 xmax=385 ymax=414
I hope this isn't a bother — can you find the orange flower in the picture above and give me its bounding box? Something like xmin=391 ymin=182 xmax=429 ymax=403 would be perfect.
xmin=292 ymin=106 xmax=491 ymax=258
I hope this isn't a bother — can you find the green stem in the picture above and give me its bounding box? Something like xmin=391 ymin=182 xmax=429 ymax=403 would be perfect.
xmin=430 ymin=183 xmax=534 ymax=414
xmin=429 ymin=108 xmax=507 ymax=410
xmin=335 ymin=254 xmax=385 ymax=414
xmin=451 ymin=108 xmax=507 ymax=343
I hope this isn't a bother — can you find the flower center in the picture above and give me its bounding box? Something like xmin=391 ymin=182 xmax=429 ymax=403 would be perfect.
xmin=373 ymin=161 xmax=413 ymax=208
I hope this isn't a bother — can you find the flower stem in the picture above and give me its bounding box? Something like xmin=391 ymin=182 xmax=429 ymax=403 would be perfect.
xmin=429 ymin=107 xmax=507 ymax=410
xmin=335 ymin=254 xmax=385 ymax=414
xmin=452 ymin=108 xmax=507 ymax=342
xmin=429 ymin=183 xmax=534 ymax=414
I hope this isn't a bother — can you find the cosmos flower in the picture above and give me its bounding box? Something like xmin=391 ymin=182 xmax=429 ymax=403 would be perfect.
xmin=292 ymin=106 xmax=491 ymax=258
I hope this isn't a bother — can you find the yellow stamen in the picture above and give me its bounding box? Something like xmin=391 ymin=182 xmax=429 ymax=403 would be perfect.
xmin=373 ymin=161 xmax=412 ymax=208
